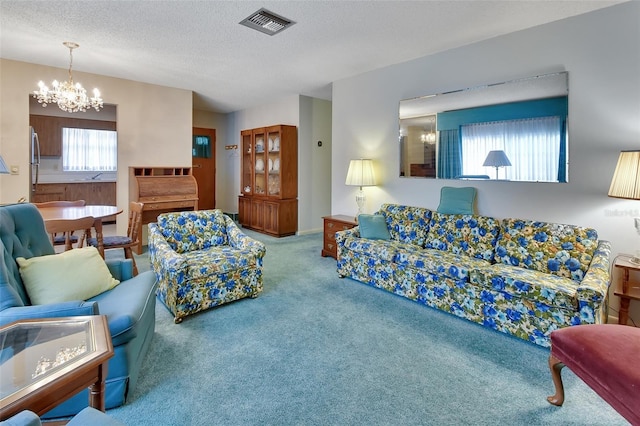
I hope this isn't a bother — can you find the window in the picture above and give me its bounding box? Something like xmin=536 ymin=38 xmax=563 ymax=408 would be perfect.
xmin=460 ymin=116 xmax=565 ymax=182
xmin=62 ymin=127 xmax=117 ymax=171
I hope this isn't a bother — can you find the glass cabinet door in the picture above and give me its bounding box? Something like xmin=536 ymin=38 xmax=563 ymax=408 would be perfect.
xmin=267 ymin=128 xmax=281 ymax=197
xmin=241 ymin=130 xmax=253 ymax=195
xmin=253 ymin=129 xmax=267 ymax=195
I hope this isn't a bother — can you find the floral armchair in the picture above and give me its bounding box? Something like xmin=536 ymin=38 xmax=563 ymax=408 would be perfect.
xmin=148 ymin=209 xmax=266 ymax=323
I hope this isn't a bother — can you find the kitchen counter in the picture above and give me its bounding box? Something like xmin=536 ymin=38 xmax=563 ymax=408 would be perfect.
xmin=37 ymin=173 xmax=117 ymax=184
xmin=32 ymin=181 xmax=117 ymax=207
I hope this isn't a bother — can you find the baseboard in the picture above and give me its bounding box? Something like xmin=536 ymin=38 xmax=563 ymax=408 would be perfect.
xmin=297 ymin=228 xmax=323 ymax=236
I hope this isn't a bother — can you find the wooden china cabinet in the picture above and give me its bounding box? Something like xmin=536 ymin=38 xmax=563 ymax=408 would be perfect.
xmin=238 ymin=125 xmax=297 ymax=237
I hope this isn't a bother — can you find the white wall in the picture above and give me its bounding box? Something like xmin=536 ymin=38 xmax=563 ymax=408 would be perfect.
xmin=193 ymin=109 xmax=231 ymax=213
xmin=0 ymin=59 xmax=193 ymax=236
xmin=331 ymin=3 xmax=640 ymax=321
xmin=227 ymin=94 xmax=333 ymax=234
xmin=299 ymin=96 xmax=332 ymax=233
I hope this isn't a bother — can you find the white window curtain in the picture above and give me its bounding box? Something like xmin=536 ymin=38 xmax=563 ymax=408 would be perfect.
xmin=460 ymin=116 xmax=561 ymax=182
xmin=62 ymin=127 xmax=117 ymax=171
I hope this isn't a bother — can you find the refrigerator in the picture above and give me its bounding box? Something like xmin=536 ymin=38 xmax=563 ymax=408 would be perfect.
xmin=29 ymin=126 xmax=40 ymax=201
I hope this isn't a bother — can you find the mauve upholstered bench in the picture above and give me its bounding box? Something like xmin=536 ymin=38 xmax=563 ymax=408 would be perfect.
xmin=547 ymin=324 xmax=640 ymax=425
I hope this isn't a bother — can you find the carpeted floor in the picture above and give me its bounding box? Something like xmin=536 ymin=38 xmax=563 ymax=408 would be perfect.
xmin=107 ymin=231 xmax=626 ymax=425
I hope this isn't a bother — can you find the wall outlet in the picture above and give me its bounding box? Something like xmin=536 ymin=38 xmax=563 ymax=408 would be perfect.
xmin=9 ymin=165 xmax=19 ymax=175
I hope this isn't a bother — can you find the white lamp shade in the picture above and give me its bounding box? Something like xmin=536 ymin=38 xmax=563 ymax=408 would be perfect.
xmin=482 ymin=150 xmax=512 ymax=168
xmin=345 ymin=159 xmax=376 ymax=187
xmin=608 ymin=150 xmax=640 ymax=200
xmin=0 ymin=155 xmax=9 ymax=174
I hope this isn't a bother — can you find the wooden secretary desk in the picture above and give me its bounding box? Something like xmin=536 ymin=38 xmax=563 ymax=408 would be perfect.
xmin=129 ymin=167 xmax=198 ymax=253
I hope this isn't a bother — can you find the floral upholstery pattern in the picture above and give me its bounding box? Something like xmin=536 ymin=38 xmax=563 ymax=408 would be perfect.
xmin=157 ymin=210 xmax=228 ymax=254
xmin=336 ymin=204 xmax=611 ymax=348
xmin=378 ymin=204 xmax=432 ymax=247
xmin=495 ymin=218 xmax=599 ymax=282
xmin=149 ymin=210 xmax=265 ymax=323
xmin=424 ymin=212 xmax=501 ymax=262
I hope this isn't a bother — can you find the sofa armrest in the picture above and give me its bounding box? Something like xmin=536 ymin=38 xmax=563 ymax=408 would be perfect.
xmin=335 ymin=226 xmax=360 ymax=246
xmin=0 ymin=301 xmax=99 ymax=327
xmin=105 ymin=258 xmax=134 ymax=281
xmin=225 ymin=216 xmax=266 ymax=258
xmin=576 ymin=240 xmax=612 ymax=320
xmin=148 ymin=223 xmax=188 ymax=275
xmin=0 ymin=410 xmax=42 ymax=426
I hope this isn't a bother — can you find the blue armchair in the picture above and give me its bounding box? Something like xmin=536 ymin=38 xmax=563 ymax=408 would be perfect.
xmin=0 ymin=203 xmax=157 ymax=419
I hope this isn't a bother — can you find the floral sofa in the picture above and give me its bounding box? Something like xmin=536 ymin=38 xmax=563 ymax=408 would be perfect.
xmin=335 ymin=204 xmax=611 ymax=347
xmin=148 ymin=209 xmax=266 ymax=323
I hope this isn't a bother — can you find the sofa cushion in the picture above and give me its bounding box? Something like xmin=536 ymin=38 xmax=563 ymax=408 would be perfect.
xmin=378 ymin=204 xmax=432 ymax=247
xmin=182 ymin=247 xmax=260 ymax=279
xmin=358 ymin=214 xmax=391 ymax=241
xmin=470 ymin=263 xmax=580 ymax=310
xmin=17 ymin=247 xmax=119 ymax=305
xmin=494 ymin=218 xmax=599 ymax=282
xmin=394 ymin=245 xmax=490 ymax=281
xmin=341 ymin=235 xmax=405 ymax=262
xmin=437 ymin=186 xmax=476 ymax=215
xmin=158 ymin=210 xmax=228 ymax=254
xmin=425 ymin=212 xmax=501 ymax=262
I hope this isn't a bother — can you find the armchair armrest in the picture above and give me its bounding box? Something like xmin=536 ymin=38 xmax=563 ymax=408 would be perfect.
xmin=576 ymin=240 xmax=612 ymax=322
xmin=0 ymin=301 xmax=98 ymax=327
xmin=225 ymin=216 xmax=266 ymax=258
xmin=148 ymin=223 xmax=188 ymax=275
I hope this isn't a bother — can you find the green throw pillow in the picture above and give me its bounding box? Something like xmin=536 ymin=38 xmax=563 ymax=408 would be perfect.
xmin=437 ymin=186 xmax=477 ymax=215
xmin=358 ymin=214 xmax=391 ymax=240
xmin=17 ymin=247 xmax=120 ymax=305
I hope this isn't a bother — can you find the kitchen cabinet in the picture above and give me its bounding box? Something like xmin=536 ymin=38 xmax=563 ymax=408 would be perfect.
xmin=29 ymin=114 xmax=116 ymax=157
xmin=29 ymin=114 xmax=61 ymax=156
xmin=33 ymin=182 xmax=117 ymax=221
xmin=238 ymin=124 xmax=297 ymax=237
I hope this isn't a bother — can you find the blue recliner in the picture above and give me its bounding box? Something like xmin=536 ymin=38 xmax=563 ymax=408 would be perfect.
xmin=0 ymin=203 xmax=157 ymax=419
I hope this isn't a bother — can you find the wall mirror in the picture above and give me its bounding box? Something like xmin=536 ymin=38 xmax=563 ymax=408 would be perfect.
xmin=399 ymin=71 xmax=569 ymax=183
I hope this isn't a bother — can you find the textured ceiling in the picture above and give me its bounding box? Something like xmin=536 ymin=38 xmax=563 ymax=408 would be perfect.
xmin=0 ymin=1 xmax=625 ymax=113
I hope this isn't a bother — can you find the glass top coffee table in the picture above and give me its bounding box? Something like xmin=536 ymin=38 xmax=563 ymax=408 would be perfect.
xmin=0 ymin=316 xmax=113 ymax=420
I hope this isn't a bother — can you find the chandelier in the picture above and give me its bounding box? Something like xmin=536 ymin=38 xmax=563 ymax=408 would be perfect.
xmin=33 ymin=42 xmax=103 ymax=113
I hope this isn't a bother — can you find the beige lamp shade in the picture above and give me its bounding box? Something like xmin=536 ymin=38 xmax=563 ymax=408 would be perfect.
xmin=345 ymin=159 xmax=376 ymax=188
xmin=608 ymin=150 xmax=640 ymax=200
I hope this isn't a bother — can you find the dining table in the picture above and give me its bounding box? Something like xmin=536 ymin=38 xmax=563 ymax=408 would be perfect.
xmin=36 ymin=205 xmax=123 ymax=258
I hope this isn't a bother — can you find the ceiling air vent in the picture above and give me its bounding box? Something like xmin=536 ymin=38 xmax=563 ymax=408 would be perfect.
xmin=240 ymin=8 xmax=295 ymax=36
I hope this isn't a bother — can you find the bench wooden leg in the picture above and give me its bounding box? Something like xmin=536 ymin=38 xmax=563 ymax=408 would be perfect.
xmin=547 ymin=354 xmax=566 ymax=406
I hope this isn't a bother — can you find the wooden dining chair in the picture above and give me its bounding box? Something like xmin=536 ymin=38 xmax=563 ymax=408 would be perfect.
xmin=34 ymin=200 xmax=89 ymax=248
xmin=44 ymin=216 xmax=96 ymax=252
xmin=88 ymin=202 xmax=144 ymax=276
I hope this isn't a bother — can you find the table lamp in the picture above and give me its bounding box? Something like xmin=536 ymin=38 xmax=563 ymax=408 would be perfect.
xmin=345 ymin=159 xmax=376 ymax=220
xmin=608 ymin=150 xmax=640 ymax=264
xmin=483 ymin=150 xmax=511 ymax=179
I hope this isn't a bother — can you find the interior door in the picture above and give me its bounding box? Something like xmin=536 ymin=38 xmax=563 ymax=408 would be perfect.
xmin=192 ymin=127 xmax=216 ymax=210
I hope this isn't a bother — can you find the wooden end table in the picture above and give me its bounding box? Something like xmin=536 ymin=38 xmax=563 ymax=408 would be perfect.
xmin=613 ymin=254 xmax=640 ymax=325
xmin=322 ymin=215 xmax=358 ymax=259
xmin=0 ymin=316 xmax=114 ymax=420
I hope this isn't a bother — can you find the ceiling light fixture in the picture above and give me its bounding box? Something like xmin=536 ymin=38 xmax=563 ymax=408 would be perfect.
xmin=239 ymin=8 xmax=295 ymax=36
xmin=33 ymin=42 xmax=103 ymax=113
